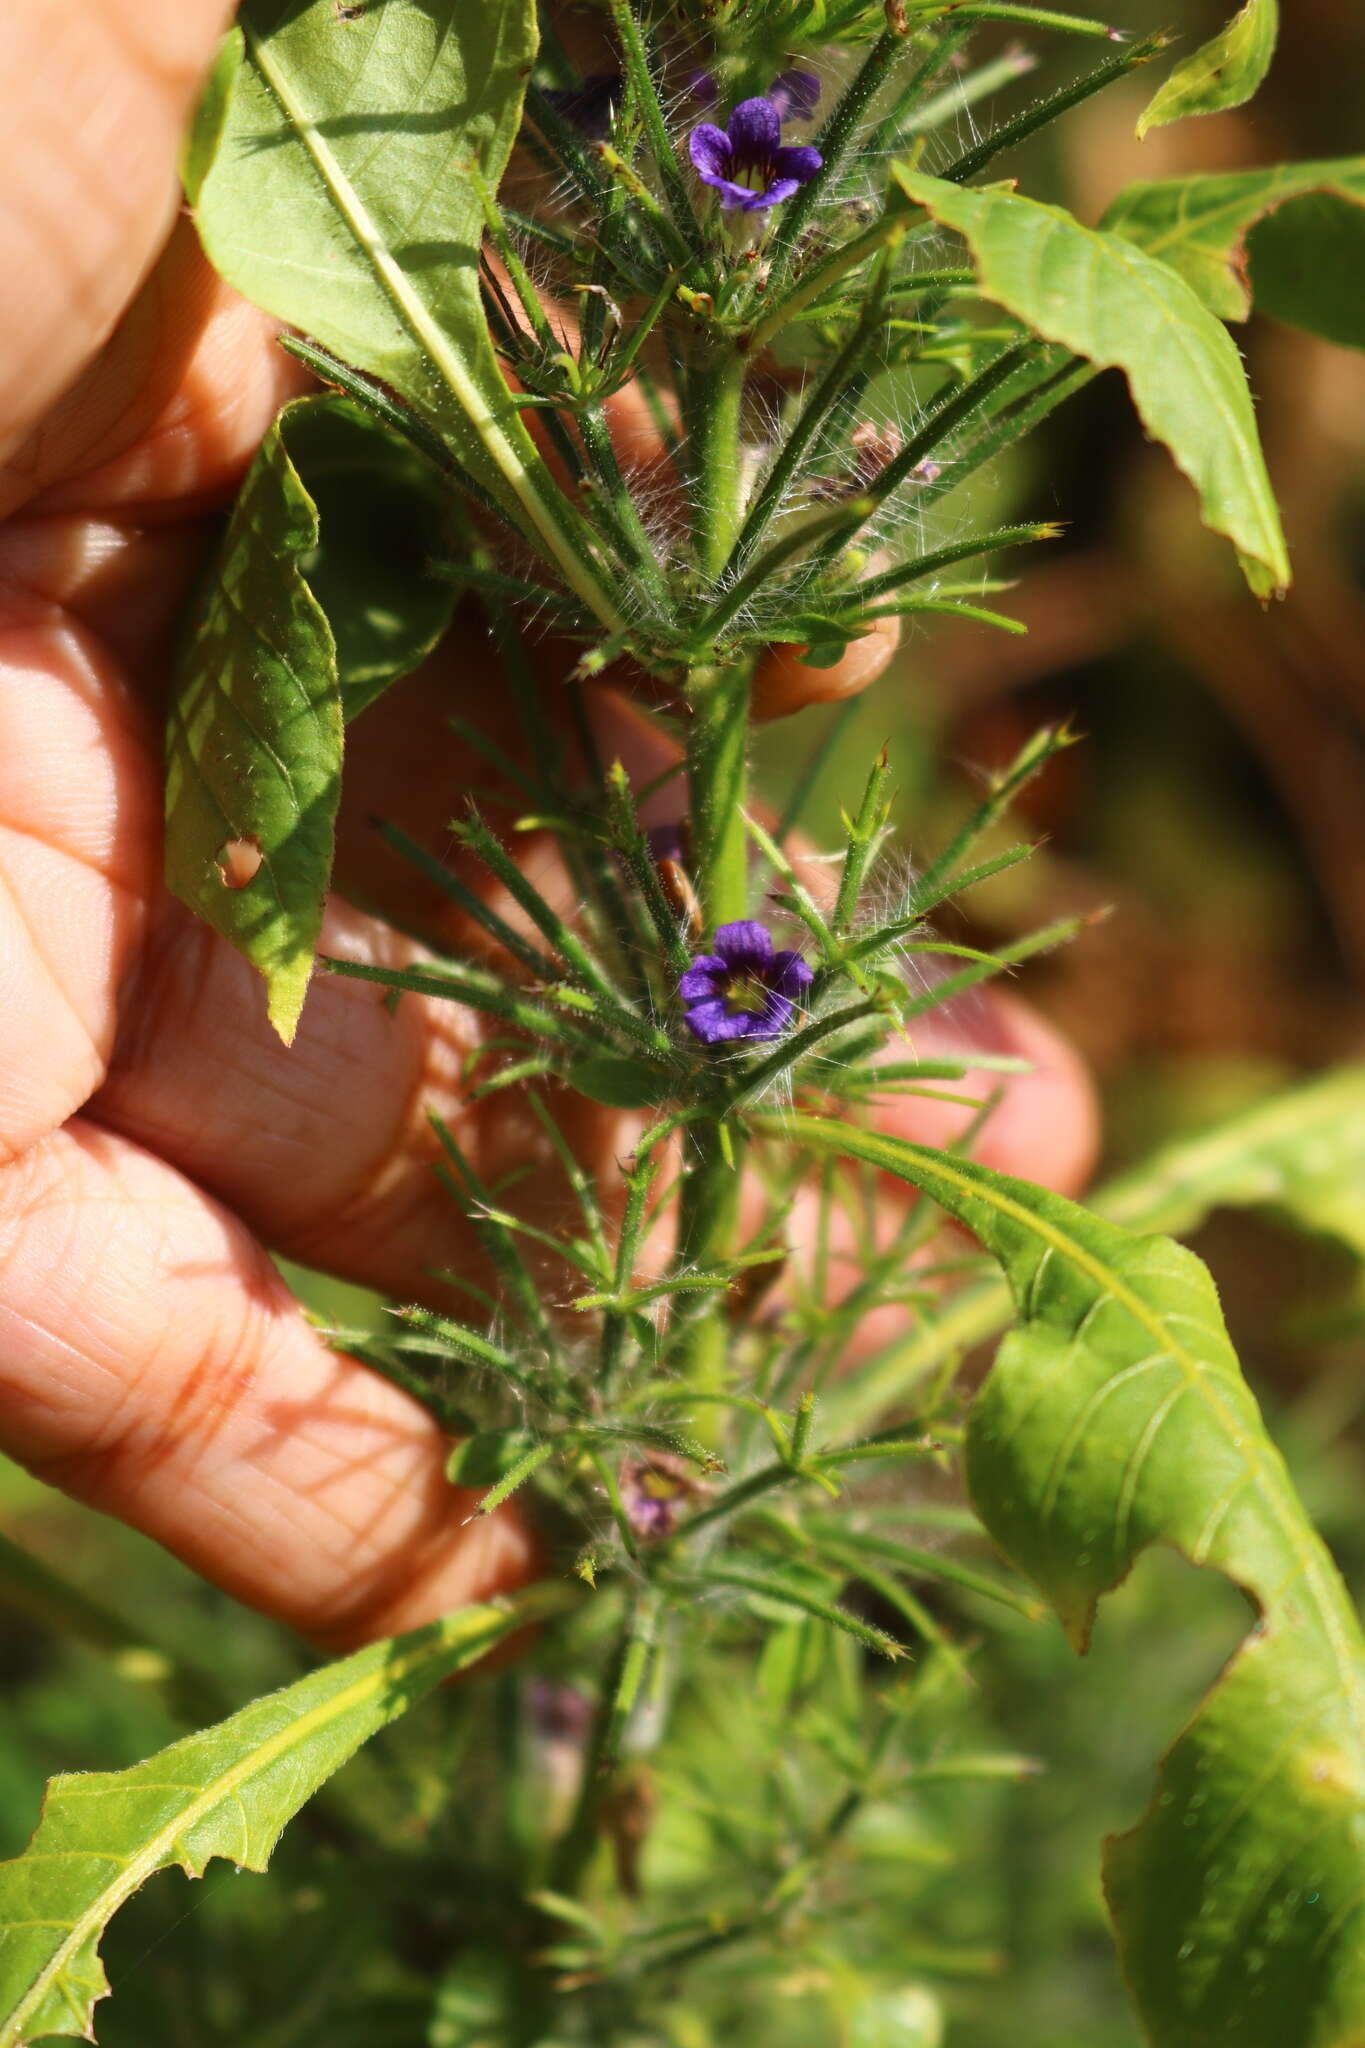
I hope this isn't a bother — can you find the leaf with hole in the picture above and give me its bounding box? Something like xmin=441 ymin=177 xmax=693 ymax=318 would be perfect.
xmin=166 ymin=394 xmax=456 ymax=1041
xmin=753 ymin=1111 xmax=1365 ymax=2048
xmin=892 ymin=170 xmax=1290 ymax=598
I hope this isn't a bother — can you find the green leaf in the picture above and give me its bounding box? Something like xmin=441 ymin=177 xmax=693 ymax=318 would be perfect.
xmin=893 ymin=170 xmax=1291 ymax=598
xmin=1101 ymin=1063 xmax=1365 ymax=1259
xmin=753 ymin=1112 xmax=1365 ymax=2048
xmin=1137 ymin=0 xmax=1278 ymax=140
xmin=0 ymin=1588 xmax=568 ymax=2047
xmin=444 ymin=1429 xmax=542 ymax=1488
xmin=1104 ymin=159 xmax=1365 ymax=351
xmin=285 ymin=395 xmax=456 ymax=720
xmin=167 ymin=394 xmax=453 ymax=1040
xmin=179 ymin=28 xmax=243 ymax=206
xmin=566 ymin=1055 xmax=673 ymax=1111
xmin=191 ymin=0 xmax=623 ymax=630
xmin=166 ymin=403 xmax=341 ymax=1043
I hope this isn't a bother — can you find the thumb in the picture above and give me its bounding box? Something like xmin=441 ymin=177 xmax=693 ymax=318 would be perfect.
xmin=0 ymin=0 xmax=232 ymax=461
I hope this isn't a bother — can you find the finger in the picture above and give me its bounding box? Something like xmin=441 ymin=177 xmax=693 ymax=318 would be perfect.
xmin=92 ymin=889 xmax=637 ymax=1310
xmin=0 ymin=605 xmax=160 ymax=1160
xmin=0 ymin=0 xmax=233 ymax=469
xmin=751 ymin=611 xmax=902 ymax=721
xmin=0 ymin=220 xmax=309 ymax=522
xmin=877 ymin=988 xmax=1099 ymax=1198
xmin=0 ymin=1119 xmax=536 ymax=1648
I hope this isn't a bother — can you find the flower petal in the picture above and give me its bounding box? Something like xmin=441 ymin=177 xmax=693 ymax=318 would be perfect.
xmin=749 ymin=178 xmax=797 ymax=210
xmin=688 ymin=122 xmax=732 ymax=180
xmin=689 ymin=999 xmax=766 ymax=1043
xmin=682 ymin=997 xmax=731 ymax=1042
xmin=771 ymin=950 xmax=815 ymax=996
xmin=771 ymin=144 xmax=823 ymax=186
xmin=739 ymin=996 xmax=794 ymax=1040
xmin=714 ymin=920 xmax=774 ymax=969
xmin=707 ymin=176 xmax=766 ymax=211
xmin=727 ymin=96 xmax=781 ymax=161
xmin=679 ymin=957 xmax=726 ymax=999
xmin=768 ymin=69 xmax=821 ymax=120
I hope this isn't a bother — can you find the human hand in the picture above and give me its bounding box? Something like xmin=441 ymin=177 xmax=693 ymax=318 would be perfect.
xmin=0 ymin=0 xmax=1097 ymax=1651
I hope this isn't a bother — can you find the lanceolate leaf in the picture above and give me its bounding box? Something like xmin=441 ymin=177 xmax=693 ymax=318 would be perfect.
xmin=190 ymin=0 xmax=623 ymax=629
xmin=753 ymin=1112 xmax=1365 ymax=2048
xmin=1137 ymin=0 xmax=1278 ymax=140
xmin=166 ymin=402 xmax=341 ymax=1043
xmin=893 ymin=170 xmax=1291 ymax=598
xmin=0 ymin=1588 xmax=568 ymax=2047
xmin=167 ymin=394 xmax=453 ymax=1040
xmin=1104 ymin=160 xmax=1365 ymax=352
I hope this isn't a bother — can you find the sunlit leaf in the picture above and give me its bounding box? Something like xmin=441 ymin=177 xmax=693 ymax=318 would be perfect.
xmin=166 ymin=395 xmax=453 ymax=1041
xmin=1137 ymin=0 xmax=1278 ymax=139
xmin=893 ymin=170 xmax=1291 ymax=597
xmin=755 ymin=1112 xmax=1365 ymax=2048
xmin=1105 ymin=159 xmax=1365 ymax=351
xmin=190 ymin=0 xmax=622 ymax=629
xmin=166 ymin=404 xmax=340 ymax=1043
xmin=0 ymin=1588 xmax=568 ymax=2047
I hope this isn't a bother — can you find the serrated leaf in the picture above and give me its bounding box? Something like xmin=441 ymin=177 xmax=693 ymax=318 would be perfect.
xmin=893 ymin=170 xmax=1290 ymax=598
xmin=1105 ymin=159 xmax=1365 ymax=352
xmin=754 ymin=1112 xmax=1365 ymax=2048
xmin=1137 ymin=0 xmax=1278 ymax=140
xmin=167 ymin=394 xmax=453 ymax=1040
xmin=0 ymin=1587 xmax=567 ymax=2047
xmin=191 ymin=0 xmax=621 ymax=629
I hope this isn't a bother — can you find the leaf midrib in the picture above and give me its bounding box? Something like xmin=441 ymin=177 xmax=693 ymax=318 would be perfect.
xmin=239 ymin=24 xmax=625 ymax=633
xmin=760 ymin=1113 xmax=1365 ymax=1754
xmin=0 ymin=1606 xmax=518 ymax=2044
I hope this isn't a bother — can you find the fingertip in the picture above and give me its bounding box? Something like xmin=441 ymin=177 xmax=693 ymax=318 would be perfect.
xmin=751 ymin=612 xmax=901 ymax=721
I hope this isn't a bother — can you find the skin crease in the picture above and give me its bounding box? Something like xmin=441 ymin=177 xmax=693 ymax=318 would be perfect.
xmin=0 ymin=4 xmax=1099 ymax=1652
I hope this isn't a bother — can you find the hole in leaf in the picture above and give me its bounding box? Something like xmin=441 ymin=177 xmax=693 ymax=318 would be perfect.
xmin=215 ymin=836 xmax=263 ymax=890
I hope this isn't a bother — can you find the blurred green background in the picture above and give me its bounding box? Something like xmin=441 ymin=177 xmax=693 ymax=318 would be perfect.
xmin=4 ymin=4 xmax=1365 ymax=2042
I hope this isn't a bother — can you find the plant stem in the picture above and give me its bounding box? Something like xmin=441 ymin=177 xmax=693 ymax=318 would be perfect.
xmin=687 ymin=665 xmax=751 ymax=932
xmin=692 ymin=355 xmax=746 ymax=581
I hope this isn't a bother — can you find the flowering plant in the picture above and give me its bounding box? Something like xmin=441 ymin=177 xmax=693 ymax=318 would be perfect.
xmin=1 ymin=4 xmax=1364 ymax=2046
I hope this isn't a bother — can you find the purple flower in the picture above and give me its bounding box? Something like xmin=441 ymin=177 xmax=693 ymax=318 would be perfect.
xmin=688 ymin=97 xmax=823 ymax=215
xmin=768 ymin=69 xmax=822 ymax=121
xmin=679 ymin=921 xmax=814 ymax=1044
xmin=620 ymin=1454 xmax=708 ymax=1541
